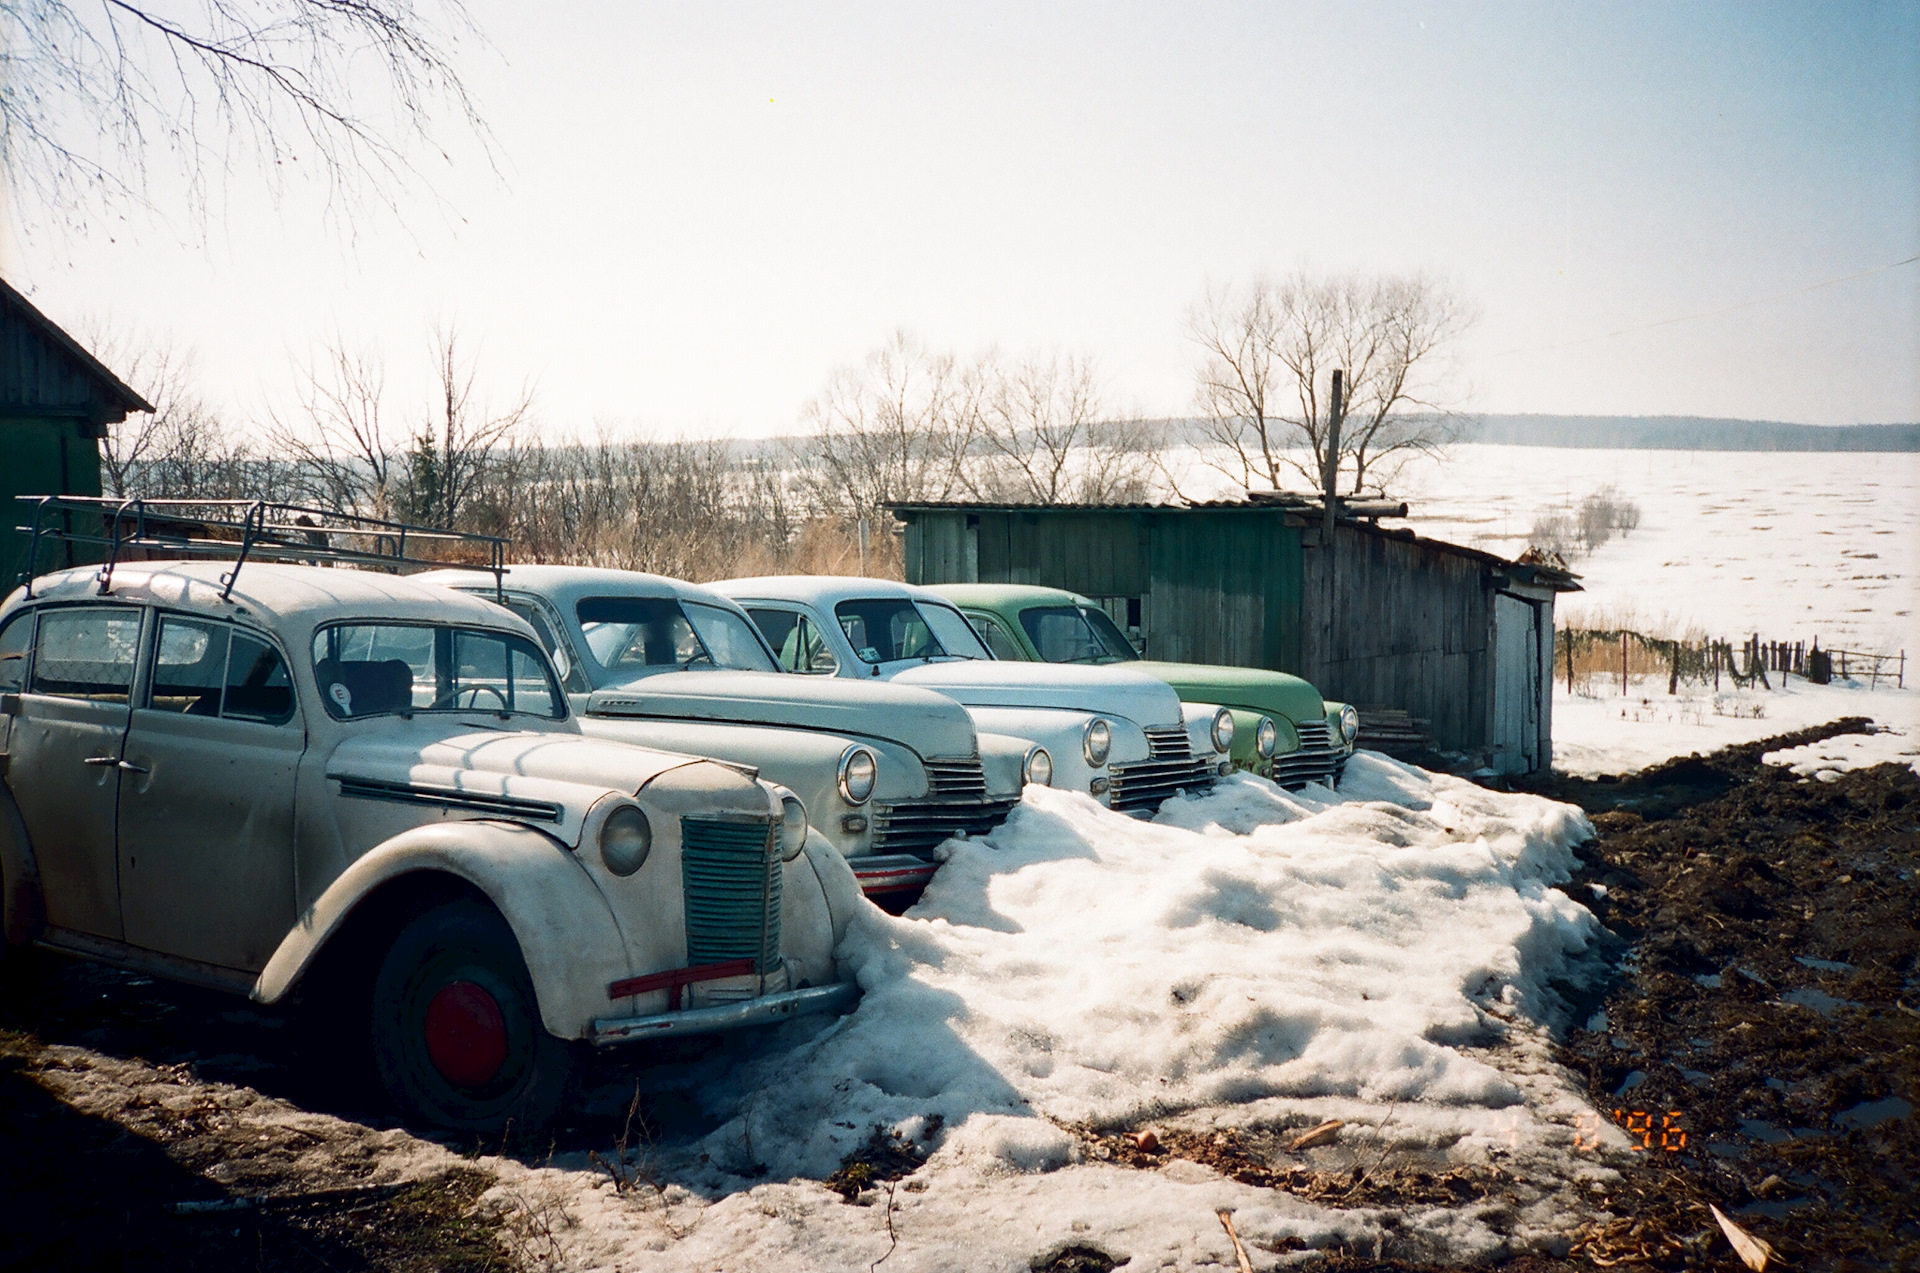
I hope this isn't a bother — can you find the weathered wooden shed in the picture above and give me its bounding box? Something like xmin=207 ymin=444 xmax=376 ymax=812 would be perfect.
xmin=0 ymin=277 xmax=152 ymax=586
xmin=888 ymin=497 xmax=1580 ymax=775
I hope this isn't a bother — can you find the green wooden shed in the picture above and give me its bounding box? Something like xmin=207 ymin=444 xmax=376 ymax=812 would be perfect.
xmin=0 ymin=277 xmax=153 ymax=586
xmin=888 ymin=497 xmax=1581 ymax=775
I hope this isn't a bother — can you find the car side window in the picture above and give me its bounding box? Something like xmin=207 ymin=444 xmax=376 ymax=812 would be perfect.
xmin=0 ymin=610 xmax=33 ymax=692
xmin=503 ymin=599 xmax=589 ymax=693
xmin=152 ymin=616 xmax=230 ymax=716
xmin=29 ymin=607 xmax=142 ymax=703
xmin=149 ymin=616 xmax=299 ymax=725
xmin=969 ymin=613 xmax=1025 ymax=661
xmin=223 ymin=631 xmax=298 ymax=725
xmin=751 ymin=609 xmax=839 ymax=676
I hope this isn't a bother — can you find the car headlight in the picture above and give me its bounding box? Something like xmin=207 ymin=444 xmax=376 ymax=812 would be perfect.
xmin=1210 ymin=707 xmax=1235 ymax=754
xmin=838 ymin=745 xmax=878 ymax=805
xmin=778 ymin=791 xmax=809 ymax=861
xmin=1255 ymin=715 xmax=1278 ymax=759
xmin=1338 ymin=703 xmax=1360 ymax=745
xmin=1023 ymin=745 xmax=1052 ymax=787
xmin=1082 ymin=718 xmax=1112 ymax=767
xmin=599 ymin=804 xmax=653 ymax=877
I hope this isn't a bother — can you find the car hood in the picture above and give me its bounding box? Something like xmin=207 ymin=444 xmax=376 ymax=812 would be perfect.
xmin=1129 ymin=661 xmax=1327 ymax=725
xmin=584 ymin=670 xmax=979 ymax=760
xmin=892 ymin=660 xmax=1184 ymax=729
xmin=325 ymin=724 xmax=765 ymax=847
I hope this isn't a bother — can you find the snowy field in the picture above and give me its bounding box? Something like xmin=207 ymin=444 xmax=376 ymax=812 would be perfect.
xmin=1166 ymin=443 xmax=1920 ymax=658
xmin=458 ymin=763 xmax=1634 ymax=1271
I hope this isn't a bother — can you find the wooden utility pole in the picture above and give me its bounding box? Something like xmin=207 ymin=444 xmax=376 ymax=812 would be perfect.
xmin=1322 ymin=370 xmax=1345 ymax=683
xmin=1322 ymin=369 xmax=1344 ymax=545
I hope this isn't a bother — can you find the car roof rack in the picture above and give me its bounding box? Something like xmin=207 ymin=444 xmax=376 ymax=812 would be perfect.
xmin=14 ymin=495 xmax=506 ymax=602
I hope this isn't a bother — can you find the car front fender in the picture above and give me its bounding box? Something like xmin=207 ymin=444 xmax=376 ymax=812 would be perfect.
xmin=254 ymin=819 xmax=637 ymax=1041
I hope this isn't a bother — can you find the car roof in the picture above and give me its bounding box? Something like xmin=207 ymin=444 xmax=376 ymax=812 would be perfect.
xmin=932 ymin=583 xmax=1085 ymax=610
xmin=416 ymin=564 xmax=745 ymax=616
xmin=713 ymin=575 xmax=958 ymax=609
xmin=6 ymin=561 xmax=536 ymax=647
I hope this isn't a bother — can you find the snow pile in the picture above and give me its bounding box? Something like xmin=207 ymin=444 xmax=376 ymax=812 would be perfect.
xmin=1553 ymin=678 xmax=1920 ymax=778
xmin=513 ymin=758 xmax=1627 ymax=1270
xmin=1764 ymin=724 xmax=1920 ymax=781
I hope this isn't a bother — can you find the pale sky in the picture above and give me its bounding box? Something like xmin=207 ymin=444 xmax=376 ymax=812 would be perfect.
xmin=4 ymin=1 xmax=1916 ymax=437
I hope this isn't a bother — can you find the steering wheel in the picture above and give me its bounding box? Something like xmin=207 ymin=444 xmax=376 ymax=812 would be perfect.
xmin=458 ymin=684 xmax=510 ymax=711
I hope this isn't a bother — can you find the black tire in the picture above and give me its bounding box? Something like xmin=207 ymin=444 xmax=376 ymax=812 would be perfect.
xmin=370 ymin=899 xmax=575 ymax=1136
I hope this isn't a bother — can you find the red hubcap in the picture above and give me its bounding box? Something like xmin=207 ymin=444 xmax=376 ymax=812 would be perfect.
xmin=423 ymin=981 xmax=509 ymax=1087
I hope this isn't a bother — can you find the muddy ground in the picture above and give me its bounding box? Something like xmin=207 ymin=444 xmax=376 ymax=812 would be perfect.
xmin=0 ymin=719 xmax=1912 ymax=1272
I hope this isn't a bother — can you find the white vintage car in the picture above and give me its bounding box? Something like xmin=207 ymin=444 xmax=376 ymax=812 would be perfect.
xmin=415 ymin=566 xmax=1042 ymax=904
xmin=0 ymin=555 xmax=861 ymax=1134
xmin=711 ymin=576 xmax=1251 ymax=814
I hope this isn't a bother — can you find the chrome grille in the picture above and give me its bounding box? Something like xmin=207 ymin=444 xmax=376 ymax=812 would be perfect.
xmin=1109 ymin=725 xmax=1215 ymax=812
xmin=1144 ymin=725 xmax=1193 ymax=760
xmin=871 ymin=756 xmax=1018 ymax=857
xmin=1269 ymin=719 xmax=1341 ymax=790
xmin=680 ymin=815 xmax=780 ymax=972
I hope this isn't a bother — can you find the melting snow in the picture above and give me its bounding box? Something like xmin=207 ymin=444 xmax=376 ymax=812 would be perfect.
xmin=489 ymin=759 xmax=1634 ymax=1270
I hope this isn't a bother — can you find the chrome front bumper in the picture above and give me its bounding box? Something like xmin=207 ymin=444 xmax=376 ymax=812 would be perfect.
xmin=590 ymin=981 xmax=859 ymax=1045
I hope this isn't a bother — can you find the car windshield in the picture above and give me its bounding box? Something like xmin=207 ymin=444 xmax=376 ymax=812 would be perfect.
xmin=311 ymin=623 xmax=563 ymax=720
xmin=1019 ymin=605 xmax=1139 ymax=663
xmin=918 ymin=601 xmax=992 ymax=660
xmin=575 ymin=595 xmax=772 ymax=675
xmin=834 ymin=598 xmax=947 ymax=664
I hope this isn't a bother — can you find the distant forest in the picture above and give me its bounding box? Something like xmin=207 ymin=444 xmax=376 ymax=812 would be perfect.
xmin=1457 ymin=415 xmax=1920 ymax=451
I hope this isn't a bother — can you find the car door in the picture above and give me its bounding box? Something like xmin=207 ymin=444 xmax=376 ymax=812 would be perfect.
xmin=1 ymin=604 xmax=144 ymax=940
xmin=116 ymin=614 xmax=304 ymax=971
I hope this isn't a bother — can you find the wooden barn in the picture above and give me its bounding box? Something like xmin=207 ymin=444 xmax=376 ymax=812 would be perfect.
xmin=1 ymin=277 xmax=153 ymax=585
xmin=888 ymin=496 xmax=1581 ymax=776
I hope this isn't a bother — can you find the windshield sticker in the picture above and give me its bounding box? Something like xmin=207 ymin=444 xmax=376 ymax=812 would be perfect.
xmin=329 ymin=682 xmax=352 ymax=712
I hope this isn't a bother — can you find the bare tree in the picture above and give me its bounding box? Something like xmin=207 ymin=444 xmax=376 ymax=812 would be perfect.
xmin=968 ymin=350 xmax=1158 ymax=504
xmin=0 ymin=0 xmax=489 ymax=236
xmin=400 ymin=324 xmax=532 ymax=528
xmin=799 ymin=330 xmax=976 ymax=524
xmin=1186 ymin=271 xmax=1475 ymax=497
xmin=266 ymin=334 xmax=399 ymax=513
xmin=87 ymin=323 xmax=286 ymax=498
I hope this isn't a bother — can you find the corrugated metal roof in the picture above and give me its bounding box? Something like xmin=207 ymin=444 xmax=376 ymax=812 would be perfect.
xmin=0 ymin=275 xmax=154 ymax=420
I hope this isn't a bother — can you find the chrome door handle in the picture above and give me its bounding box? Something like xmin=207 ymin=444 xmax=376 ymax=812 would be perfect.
xmin=81 ymin=756 xmax=148 ymax=773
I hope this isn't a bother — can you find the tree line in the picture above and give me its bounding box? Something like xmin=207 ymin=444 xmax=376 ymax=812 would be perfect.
xmin=93 ymin=269 xmax=1473 ymax=581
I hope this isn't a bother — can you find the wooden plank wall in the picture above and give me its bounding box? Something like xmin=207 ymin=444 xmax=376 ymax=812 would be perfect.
xmin=1300 ymin=525 xmax=1491 ymax=749
xmin=1146 ymin=512 xmax=1301 ymax=670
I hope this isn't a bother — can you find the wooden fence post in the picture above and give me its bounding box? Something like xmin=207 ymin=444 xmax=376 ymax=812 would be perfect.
xmin=1621 ymin=633 xmax=1629 ymax=696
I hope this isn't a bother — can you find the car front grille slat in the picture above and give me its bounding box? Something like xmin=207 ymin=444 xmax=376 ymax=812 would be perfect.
xmin=870 ymin=756 xmax=1017 ymax=857
xmin=1111 ymin=726 xmax=1213 ymax=811
xmin=680 ymin=815 xmax=780 ymax=972
xmin=1270 ymin=720 xmax=1341 ymax=790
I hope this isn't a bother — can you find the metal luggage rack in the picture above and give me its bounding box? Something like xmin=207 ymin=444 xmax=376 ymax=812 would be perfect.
xmin=14 ymin=495 xmax=506 ymax=601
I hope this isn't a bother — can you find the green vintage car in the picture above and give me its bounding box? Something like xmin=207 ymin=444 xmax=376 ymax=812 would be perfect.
xmin=931 ymin=583 xmax=1357 ymax=789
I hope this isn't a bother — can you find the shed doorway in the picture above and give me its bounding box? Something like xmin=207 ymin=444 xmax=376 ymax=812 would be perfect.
xmin=1491 ymin=593 xmax=1544 ymax=775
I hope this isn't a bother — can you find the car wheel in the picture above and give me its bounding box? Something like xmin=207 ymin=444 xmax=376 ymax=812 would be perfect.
xmin=370 ymin=899 xmax=575 ymax=1136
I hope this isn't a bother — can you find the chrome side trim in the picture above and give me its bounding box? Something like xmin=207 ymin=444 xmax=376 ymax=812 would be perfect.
xmin=330 ymin=775 xmax=565 ymax=823
xmin=591 ymin=981 xmax=859 ymax=1044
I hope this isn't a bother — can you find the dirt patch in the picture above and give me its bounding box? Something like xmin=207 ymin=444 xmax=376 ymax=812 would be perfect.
xmin=0 ymin=972 xmax=518 ymax=1271
xmin=1541 ymin=722 xmax=1919 ymax=1271
xmin=1074 ymin=1123 xmax=1502 ymax=1211
xmin=824 ymin=1117 xmax=943 ymax=1201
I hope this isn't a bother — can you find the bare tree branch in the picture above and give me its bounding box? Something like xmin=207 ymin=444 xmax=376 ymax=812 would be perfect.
xmin=0 ymin=0 xmax=491 ymax=238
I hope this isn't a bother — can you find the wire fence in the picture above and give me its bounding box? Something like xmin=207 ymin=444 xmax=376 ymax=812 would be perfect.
xmin=1556 ymin=629 xmax=1907 ymax=695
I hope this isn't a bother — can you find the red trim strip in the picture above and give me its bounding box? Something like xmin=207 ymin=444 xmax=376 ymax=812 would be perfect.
xmin=608 ymin=958 xmax=757 ymax=1008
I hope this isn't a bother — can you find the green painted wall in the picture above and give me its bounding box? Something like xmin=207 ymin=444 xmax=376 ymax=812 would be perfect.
xmin=2 ymin=416 xmax=104 ymax=586
xmin=900 ymin=507 xmax=1305 ymax=674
